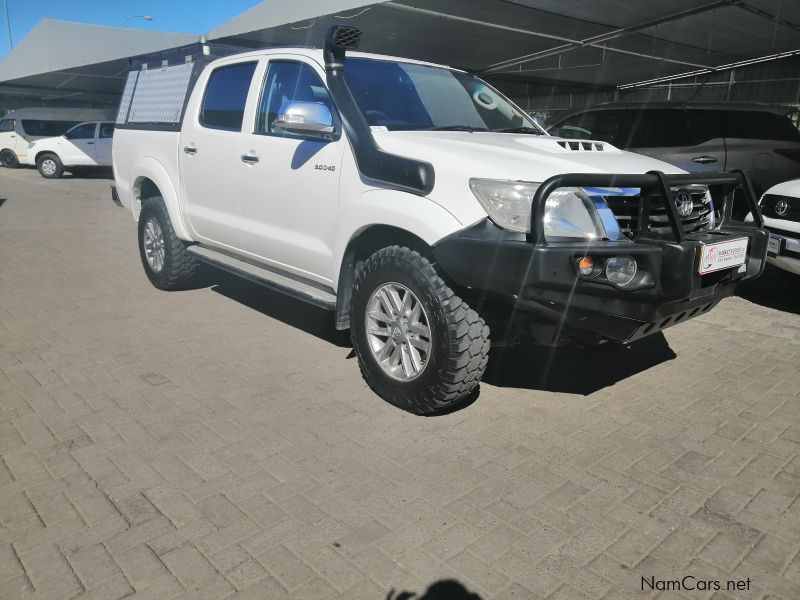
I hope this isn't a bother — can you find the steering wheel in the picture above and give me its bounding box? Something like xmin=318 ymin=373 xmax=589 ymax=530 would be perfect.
xmin=365 ymin=109 xmax=390 ymax=124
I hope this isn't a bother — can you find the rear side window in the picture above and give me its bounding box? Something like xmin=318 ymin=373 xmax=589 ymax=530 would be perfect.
xmin=0 ymin=119 xmax=15 ymax=133
xmin=20 ymin=120 xmax=80 ymax=137
xmin=554 ymin=109 xmax=720 ymax=148
xmin=720 ymin=111 xmax=800 ymax=141
xmin=200 ymin=62 xmax=257 ymax=131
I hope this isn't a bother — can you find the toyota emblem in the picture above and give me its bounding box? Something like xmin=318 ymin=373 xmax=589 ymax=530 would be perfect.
xmin=675 ymin=192 xmax=694 ymax=217
xmin=775 ymin=199 xmax=789 ymax=217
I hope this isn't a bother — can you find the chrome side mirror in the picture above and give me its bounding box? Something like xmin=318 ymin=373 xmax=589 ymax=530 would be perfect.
xmin=275 ymin=102 xmax=336 ymax=139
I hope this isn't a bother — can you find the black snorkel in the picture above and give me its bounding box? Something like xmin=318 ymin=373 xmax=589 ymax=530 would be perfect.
xmin=323 ymin=25 xmax=435 ymax=196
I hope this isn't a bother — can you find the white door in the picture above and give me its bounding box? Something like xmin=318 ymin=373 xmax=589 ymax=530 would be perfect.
xmin=94 ymin=123 xmax=115 ymax=165
xmin=0 ymin=118 xmax=18 ymax=154
xmin=62 ymin=122 xmax=99 ymax=165
xmin=238 ymin=58 xmax=345 ymax=282
xmin=180 ymin=59 xmax=260 ymax=250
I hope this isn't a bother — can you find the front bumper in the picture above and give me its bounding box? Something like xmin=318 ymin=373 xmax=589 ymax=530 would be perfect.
xmin=434 ymin=219 xmax=767 ymax=343
xmin=433 ymin=170 xmax=768 ymax=345
xmin=765 ymin=225 xmax=800 ymax=275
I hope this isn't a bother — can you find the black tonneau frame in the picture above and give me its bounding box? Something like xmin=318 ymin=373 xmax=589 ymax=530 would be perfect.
xmin=529 ymin=170 xmax=764 ymax=245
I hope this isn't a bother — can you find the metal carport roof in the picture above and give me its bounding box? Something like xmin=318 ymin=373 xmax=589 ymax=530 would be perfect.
xmin=2 ymin=1 xmax=800 ymax=111
xmin=0 ymin=19 xmax=200 ymax=109
xmin=207 ymin=0 xmax=800 ymax=89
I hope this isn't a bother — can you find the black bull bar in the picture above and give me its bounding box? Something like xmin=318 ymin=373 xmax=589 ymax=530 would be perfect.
xmin=528 ymin=169 xmax=764 ymax=245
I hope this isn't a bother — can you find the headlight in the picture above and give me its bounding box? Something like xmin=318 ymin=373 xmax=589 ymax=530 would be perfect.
xmin=469 ymin=179 xmax=606 ymax=240
xmin=543 ymin=188 xmax=605 ymax=240
xmin=469 ymin=179 xmax=539 ymax=233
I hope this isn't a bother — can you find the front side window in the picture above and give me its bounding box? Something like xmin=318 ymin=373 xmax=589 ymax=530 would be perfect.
xmin=200 ymin=62 xmax=257 ymax=131
xmin=256 ymin=61 xmax=334 ymax=136
xmin=0 ymin=119 xmax=15 ymax=133
xmin=65 ymin=123 xmax=97 ymax=140
xmin=342 ymin=58 xmax=540 ymax=133
xmin=99 ymin=123 xmax=115 ymax=138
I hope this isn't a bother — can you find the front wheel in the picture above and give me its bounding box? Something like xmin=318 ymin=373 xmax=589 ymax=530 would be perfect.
xmin=0 ymin=149 xmax=18 ymax=168
xmin=350 ymin=246 xmax=490 ymax=414
xmin=37 ymin=153 xmax=63 ymax=178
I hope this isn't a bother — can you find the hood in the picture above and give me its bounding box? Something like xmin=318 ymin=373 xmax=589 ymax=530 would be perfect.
xmin=371 ymin=131 xmax=686 ymax=225
xmin=764 ymin=178 xmax=800 ymax=198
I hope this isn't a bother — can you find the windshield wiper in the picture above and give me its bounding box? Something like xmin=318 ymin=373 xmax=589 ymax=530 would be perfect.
xmin=493 ymin=126 xmax=544 ymax=135
xmin=425 ymin=125 xmax=490 ymax=132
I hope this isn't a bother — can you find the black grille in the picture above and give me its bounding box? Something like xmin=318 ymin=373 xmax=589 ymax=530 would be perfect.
xmin=604 ymin=188 xmax=714 ymax=238
xmin=332 ymin=26 xmax=362 ymax=49
xmin=760 ymin=194 xmax=799 ymax=220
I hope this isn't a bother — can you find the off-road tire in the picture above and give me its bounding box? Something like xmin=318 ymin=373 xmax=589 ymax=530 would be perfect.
xmin=138 ymin=196 xmax=198 ymax=290
xmin=350 ymin=246 xmax=490 ymax=414
xmin=37 ymin=153 xmax=63 ymax=179
xmin=0 ymin=149 xmax=18 ymax=168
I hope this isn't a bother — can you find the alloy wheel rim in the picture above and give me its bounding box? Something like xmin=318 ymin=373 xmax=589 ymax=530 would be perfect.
xmin=41 ymin=159 xmax=56 ymax=175
xmin=365 ymin=282 xmax=432 ymax=381
xmin=143 ymin=217 xmax=166 ymax=273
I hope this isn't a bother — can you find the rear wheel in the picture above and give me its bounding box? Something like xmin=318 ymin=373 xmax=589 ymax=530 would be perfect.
xmin=36 ymin=153 xmax=63 ymax=178
xmin=0 ymin=149 xmax=18 ymax=168
xmin=350 ymin=246 xmax=490 ymax=414
xmin=138 ymin=196 xmax=199 ymax=290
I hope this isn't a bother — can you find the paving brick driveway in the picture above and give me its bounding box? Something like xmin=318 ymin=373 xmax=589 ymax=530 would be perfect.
xmin=1 ymin=167 xmax=799 ymax=599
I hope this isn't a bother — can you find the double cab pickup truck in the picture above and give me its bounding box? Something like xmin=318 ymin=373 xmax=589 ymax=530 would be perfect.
xmin=112 ymin=26 xmax=768 ymax=414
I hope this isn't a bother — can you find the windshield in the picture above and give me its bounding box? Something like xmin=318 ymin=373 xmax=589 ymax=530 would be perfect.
xmin=344 ymin=58 xmax=543 ymax=133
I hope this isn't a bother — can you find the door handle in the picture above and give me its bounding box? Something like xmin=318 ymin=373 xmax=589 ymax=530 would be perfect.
xmin=87 ymin=141 xmax=95 ymax=145
xmin=183 ymin=146 xmax=197 ymax=155
xmin=692 ymin=155 xmax=718 ymax=164
xmin=240 ymin=154 xmax=259 ymax=164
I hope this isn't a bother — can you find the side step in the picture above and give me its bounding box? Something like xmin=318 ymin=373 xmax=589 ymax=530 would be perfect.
xmin=187 ymin=245 xmax=336 ymax=310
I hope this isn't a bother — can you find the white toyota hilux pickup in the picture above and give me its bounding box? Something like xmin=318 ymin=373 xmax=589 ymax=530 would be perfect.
xmin=112 ymin=26 xmax=768 ymax=414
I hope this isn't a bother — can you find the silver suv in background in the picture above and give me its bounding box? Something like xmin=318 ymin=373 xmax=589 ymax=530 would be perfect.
xmin=547 ymin=103 xmax=800 ymax=196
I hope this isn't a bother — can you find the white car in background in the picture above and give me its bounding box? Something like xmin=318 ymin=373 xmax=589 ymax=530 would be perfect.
xmin=759 ymin=179 xmax=800 ymax=275
xmin=0 ymin=107 xmax=114 ymax=168
xmin=26 ymin=121 xmax=115 ymax=178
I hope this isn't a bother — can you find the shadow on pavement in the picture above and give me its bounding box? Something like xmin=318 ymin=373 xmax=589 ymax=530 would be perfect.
xmin=484 ymin=333 xmax=676 ymax=395
xmin=201 ymin=265 xmax=677 ymax=396
xmin=64 ymin=167 xmax=115 ymax=180
xmin=207 ymin=268 xmax=351 ymax=348
xmin=737 ymin=264 xmax=800 ymax=315
xmin=387 ymin=579 xmax=483 ymax=599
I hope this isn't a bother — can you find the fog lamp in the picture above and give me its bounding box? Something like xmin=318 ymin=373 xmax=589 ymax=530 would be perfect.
xmin=605 ymin=256 xmax=637 ymax=287
xmin=577 ymin=256 xmax=594 ymax=276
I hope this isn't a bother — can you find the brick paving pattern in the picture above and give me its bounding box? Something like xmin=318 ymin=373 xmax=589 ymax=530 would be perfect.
xmin=1 ymin=167 xmax=799 ymax=599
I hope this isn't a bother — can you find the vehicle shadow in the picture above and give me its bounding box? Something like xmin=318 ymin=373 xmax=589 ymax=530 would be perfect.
xmin=387 ymin=579 xmax=483 ymax=599
xmin=63 ymin=167 xmax=114 ymax=180
xmin=736 ymin=264 xmax=800 ymax=315
xmin=199 ymin=265 xmax=676 ymax=397
xmin=483 ymin=333 xmax=676 ymax=395
xmin=205 ymin=267 xmax=351 ymax=348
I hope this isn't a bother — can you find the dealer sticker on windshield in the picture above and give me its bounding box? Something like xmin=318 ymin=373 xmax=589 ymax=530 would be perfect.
xmin=698 ymin=238 xmax=748 ymax=275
